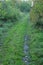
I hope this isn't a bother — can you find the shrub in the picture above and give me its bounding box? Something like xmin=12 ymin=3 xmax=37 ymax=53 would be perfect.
xmin=30 ymin=0 xmax=43 ymax=28
xmin=0 ymin=1 xmax=21 ymax=22
xmin=15 ymin=1 xmax=31 ymax=12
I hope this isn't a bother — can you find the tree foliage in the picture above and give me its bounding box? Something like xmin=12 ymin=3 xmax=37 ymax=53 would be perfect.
xmin=15 ymin=1 xmax=31 ymax=12
xmin=0 ymin=0 xmax=21 ymax=21
xmin=30 ymin=0 xmax=43 ymax=28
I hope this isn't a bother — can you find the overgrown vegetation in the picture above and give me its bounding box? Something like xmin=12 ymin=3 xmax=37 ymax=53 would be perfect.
xmin=27 ymin=20 xmax=43 ymax=65
xmin=0 ymin=0 xmax=43 ymax=65
xmin=0 ymin=1 xmax=21 ymax=22
xmin=15 ymin=1 xmax=31 ymax=12
xmin=0 ymin=0 xmax=31 ymax=65
xmin=30 ymin=0 xmax=43 ymax=28
xmin=30 ymin=0 xmax=43 ymax=65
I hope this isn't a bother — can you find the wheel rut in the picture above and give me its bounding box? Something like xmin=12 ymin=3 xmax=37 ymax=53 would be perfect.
xmin=23 ymin=35 xmax=30 ymax=65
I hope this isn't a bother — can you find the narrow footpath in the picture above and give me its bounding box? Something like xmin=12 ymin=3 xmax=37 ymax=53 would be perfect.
xmin=23 ymin=16 xmax=30 ymax=65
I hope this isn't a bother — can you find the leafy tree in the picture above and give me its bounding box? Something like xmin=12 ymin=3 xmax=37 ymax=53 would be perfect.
xmin=0 ymin=0 xmax=21 ymax=22
xmin=30 ymin=0 xmax=43 ymax=28
xmin=15 ymin=1 xmax=31 ymax=12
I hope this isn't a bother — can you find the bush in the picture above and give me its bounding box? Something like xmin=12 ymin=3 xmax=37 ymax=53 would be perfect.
xmin=30 ymin=0 xmax=43 ymax=28
xmin=0 ymin=1 xmax=7 ymax=19
xmin=0 ymin=1 xmax=21 ymax=22
xmin=15 ymin=1 xmax=31 ymax=12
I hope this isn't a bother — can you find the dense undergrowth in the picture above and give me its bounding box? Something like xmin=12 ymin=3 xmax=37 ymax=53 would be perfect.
xmin=27 ymin=21 xmax=43 ymax=65
xmin=0 ymin=1 xmax=31 ymax=65
xmin=30 ymin=0 xmax=43 ymax=64
xmin=30 ymin=0 xmax=43 ymax=28
xmin=0 ymin=0 xmax=43 ymax=65
xmin=1 ymin=15 xmax=29 ymax=65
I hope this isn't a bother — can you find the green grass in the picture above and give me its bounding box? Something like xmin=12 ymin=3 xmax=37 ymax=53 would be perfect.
xmin=1 ymin=15 xmax=29 ymax=65
xmin=0 ymin=14 xmax=43 ymax=65
xmin=27 ymin=21 xmax=43 ymax=65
